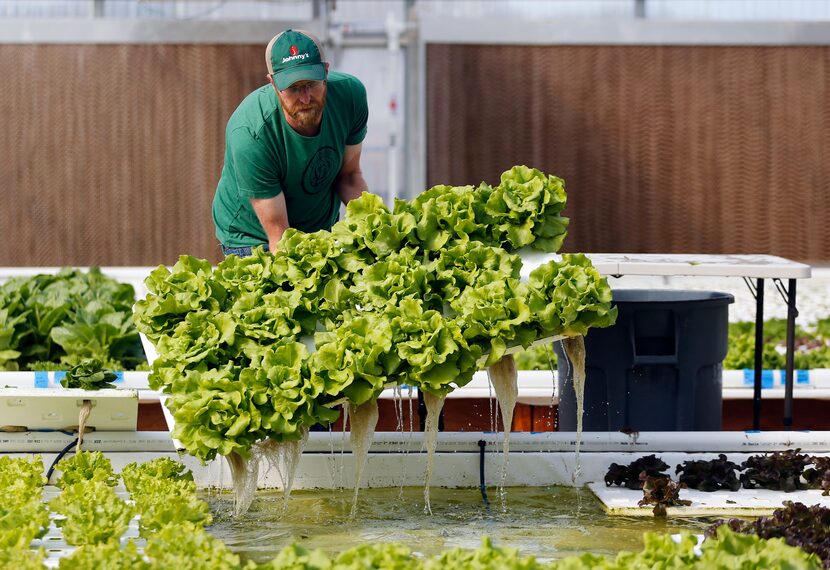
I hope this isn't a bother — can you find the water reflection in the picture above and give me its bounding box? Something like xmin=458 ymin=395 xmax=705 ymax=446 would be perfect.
xmin=205 ymin=486 xmax=717 ymax=564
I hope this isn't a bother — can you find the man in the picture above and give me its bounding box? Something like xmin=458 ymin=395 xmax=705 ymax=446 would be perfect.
xmin=212 ymin=29 xmax=369 ymax=257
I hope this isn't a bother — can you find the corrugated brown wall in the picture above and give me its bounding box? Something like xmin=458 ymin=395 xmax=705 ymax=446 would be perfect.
xmin=2 ymin=44 xmax=827 ymax=265
xmin=427 ymin=45 xmax=830 ymax=261
xmin=0 ymin=44 xmax=264 ymax=266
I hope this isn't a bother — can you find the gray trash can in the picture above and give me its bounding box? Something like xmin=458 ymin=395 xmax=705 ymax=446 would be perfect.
xmin=556 ymin=289 xmax=734 ymax=432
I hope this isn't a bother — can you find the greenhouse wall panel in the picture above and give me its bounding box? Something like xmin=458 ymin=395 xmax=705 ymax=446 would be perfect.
xmin=426 ymin=44 xmax=830 ymax=261
xmin=0 ymin=44 xmax=265 ymax=266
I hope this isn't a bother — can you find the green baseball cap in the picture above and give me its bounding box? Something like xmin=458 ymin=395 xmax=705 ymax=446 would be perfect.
xmin=266 ymin=29 xmax=326 ymax=91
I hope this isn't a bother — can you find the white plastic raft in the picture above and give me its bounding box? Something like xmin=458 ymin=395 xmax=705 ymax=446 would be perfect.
xmin=589 ymin=483 xmax=830 ymax=516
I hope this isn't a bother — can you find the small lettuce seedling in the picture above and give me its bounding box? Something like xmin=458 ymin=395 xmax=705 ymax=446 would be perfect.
xmin=605 ymin=454 xmax=670 ymax=490
xmin=637 ymin=473 xmax=691 ymax=517
xmin=803 ymin=456 xmax=830 ymax=496
xmin=676 ymin=454 xmax=742 ymax=492
xmin=740 ymin=449 xmax=812 ymax=492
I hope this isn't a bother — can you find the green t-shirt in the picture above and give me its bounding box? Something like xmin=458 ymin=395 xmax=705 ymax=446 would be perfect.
xmin=212 ymin=71 xmax=368 ymax=247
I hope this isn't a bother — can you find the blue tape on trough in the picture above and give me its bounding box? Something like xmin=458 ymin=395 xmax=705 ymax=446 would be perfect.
xmin=34 ymin=371 xmax=49 ymax=388
xmin=742 ymin=369 xmax=774 ymax=389
xmin=771 ymin=369 xmax=809 ymax=386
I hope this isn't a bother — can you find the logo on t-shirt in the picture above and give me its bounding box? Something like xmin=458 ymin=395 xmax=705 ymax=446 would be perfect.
xmin=302 ymin=146 xmax=340 ymax=195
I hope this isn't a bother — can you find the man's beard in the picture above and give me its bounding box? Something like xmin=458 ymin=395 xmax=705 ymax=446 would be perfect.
xmin=282 ymin=91 xmax=326 ymax=128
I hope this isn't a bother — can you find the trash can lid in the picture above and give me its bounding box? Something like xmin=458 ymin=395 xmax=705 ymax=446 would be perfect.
xmin=611 ymin=289 xmax=735 ymax=306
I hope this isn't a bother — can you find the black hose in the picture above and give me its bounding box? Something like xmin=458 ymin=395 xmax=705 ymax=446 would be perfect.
xmin=477 ymin=439 xmax=490 ymax=508
xmin=46 ymin=437 xmax=79 ymax=483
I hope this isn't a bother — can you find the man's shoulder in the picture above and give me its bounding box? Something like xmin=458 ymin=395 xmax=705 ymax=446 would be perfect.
xmin=327 ymin=72 xmax=367 ymax=99
xmin=227 ymin=85 xmax=278 ymax=134
xmin=327 ymin=71 xmax=363 ymax=85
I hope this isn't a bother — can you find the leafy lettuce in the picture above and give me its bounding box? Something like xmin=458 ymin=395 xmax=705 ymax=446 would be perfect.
xmin=50 ymin=480 xmax=133 ymax=546
xmin=135 ymin=166 xmax=617 ymax=461
xmin=526 ymin=254 xmax=618 ymax=337
xmin=1 ymin=268 xmax=144 ymax=371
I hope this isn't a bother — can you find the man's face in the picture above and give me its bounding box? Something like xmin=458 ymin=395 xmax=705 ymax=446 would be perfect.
xmin=277 ymin=79 xmax=327 ymax=128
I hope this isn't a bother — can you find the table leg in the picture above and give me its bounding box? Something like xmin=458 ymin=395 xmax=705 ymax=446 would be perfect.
xmin=784 ymin=278 xmax=797 ymax=429
xmin=753 ymin=278 xmax=765 ymax=431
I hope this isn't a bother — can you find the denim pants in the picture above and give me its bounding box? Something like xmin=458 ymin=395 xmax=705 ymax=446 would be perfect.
xmin=220 ymin=244 xmax=269 ymax=258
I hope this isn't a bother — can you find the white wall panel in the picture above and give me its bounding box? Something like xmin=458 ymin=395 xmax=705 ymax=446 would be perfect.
xmin=2 ymin=0 xmax=830 ymax=21
xmin=416 ymin=0 xmax=636 ymax=19
xmin=648 ymin=0 xmax=830 ymax=21
xmin=334 ymin=46 xmax=407 ymax=204
xmin=0 ymin=0 xmax=89 ymax=18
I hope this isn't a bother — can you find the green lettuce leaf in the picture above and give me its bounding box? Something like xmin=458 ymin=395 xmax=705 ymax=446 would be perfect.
xmin=526 ymin=253 xmax=617 ymax=337
xmin=50 ymin=480 xmax=133 ymax=546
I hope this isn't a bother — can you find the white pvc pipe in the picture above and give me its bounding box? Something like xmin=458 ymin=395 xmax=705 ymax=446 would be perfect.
xmin=0 ymin=431 xmax=178 ymax=453
xmin=6 ymin=429 xmax=827 ymax=455
xmin=301 ymin=430 xmax=830 ymax=454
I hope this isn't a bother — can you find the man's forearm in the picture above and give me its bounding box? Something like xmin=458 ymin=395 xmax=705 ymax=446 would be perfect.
xmin=250 ymin=194 xmax=290 ymax=251
xmin=336 ymin=170 xmax=369 ymax=204
xmin=260 ymin=219 xmax=288 ymax=251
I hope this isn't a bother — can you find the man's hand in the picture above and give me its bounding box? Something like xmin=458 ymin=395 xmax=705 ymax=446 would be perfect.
xmin=336 ymin=143 xmax=369 ymax=204
xmin=250 ymin=193 xmax=290 ymax=251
